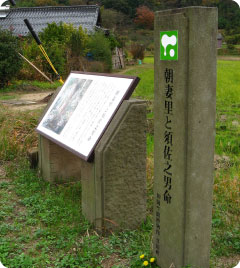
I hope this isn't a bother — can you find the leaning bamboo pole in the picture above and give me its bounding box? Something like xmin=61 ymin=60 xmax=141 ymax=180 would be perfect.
xmin=18 ymin=53 xmax=53 ymax=84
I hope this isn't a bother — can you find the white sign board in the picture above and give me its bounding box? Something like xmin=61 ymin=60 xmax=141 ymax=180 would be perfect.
xmin=37 ymin=72 xmax=139 ymax=161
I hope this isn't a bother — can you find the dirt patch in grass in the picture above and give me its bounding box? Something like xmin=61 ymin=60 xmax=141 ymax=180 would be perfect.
xmin=213 ymin=255 xmax=240 ymax=268
xmin=218 ymin=56 xmax=240 ymax=61
xmin=10 ymin=103 xmax=47 ymax=112
xmin=0 ymin=165 xmax=6 ymax=178
xmin=0 ymin=91 xmax=53 ymax=112
xmin=214 ymin=154 xmax=232 ymax=170
xmin=101 ymin=253 xmax=129 ymax=268
xmin=19 ymin=92 xmax=53 ymax=102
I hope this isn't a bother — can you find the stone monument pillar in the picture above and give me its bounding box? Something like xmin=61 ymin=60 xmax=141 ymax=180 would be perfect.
xmin=153 ymin=7 xmax=217 ymax=268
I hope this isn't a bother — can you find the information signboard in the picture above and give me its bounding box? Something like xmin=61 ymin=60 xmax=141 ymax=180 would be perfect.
xmin=37 ymin=72 xmax=139 ymax=161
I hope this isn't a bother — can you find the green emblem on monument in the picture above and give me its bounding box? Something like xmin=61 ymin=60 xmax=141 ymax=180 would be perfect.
xmin=160 ymin=30 xmax=178 ymax=61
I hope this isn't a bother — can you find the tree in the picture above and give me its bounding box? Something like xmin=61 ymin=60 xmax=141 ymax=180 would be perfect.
xmin=102 ymin=0 xmax=131 ymax=15
xmin=101 ymin=8 xmax=130 ymax=31
xmin=160 ymin=0 xmax=181 ymax=9
xmin=202 ymin=0 xmax=218 ymax=6
xmin=15 ymin=0 xmax=35 ymax=7
xmin=35 ymin=0 xmax=58 ymax=6
xmin=69 ymin=0 xmax=85 ymax=4
xmin=87 ymin=32 xmax=112 ymax=71
xmin=102 ymin=0 xmax=146 ymax=17
xmin=0 ymin=29 xmax=22 ymax=88
xmin=134 ymin=5 xmax=154 ymax=29
xmin=40 ymin=22 xmax=88 ymax=76
xmin=217 ymin=0 xmax=240 ymax=31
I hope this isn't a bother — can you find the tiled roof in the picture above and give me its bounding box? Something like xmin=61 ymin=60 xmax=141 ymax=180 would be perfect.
xmin=0 ymin=5 xmax=100 ymax=36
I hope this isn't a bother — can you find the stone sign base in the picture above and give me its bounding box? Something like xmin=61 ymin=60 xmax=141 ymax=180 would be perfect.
xmin=39 ymin=99 xmax=147 ymax=231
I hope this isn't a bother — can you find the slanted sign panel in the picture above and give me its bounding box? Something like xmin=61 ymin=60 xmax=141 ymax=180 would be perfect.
xmin=37 ymin=72 xmax=139 ymax=161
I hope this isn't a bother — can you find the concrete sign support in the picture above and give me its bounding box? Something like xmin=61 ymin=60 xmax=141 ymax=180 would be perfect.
xmin=153 ymin=7 xmax=217 ymax=268
xmin=39 ymin=99 xmax=147 ymax=231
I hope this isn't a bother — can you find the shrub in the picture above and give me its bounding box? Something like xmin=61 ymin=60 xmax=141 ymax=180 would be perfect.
xmin=39 ymin=22 xmax=74 ymax=45
xmin=88 ymin=61 xmax=105 ymax=73
xmin=42 ymin=41 xmax=66 ymax=78
xmin=41 ymin=23 xmax=89 ymax=76
xmin=225 ymin=34 xmax=240 ymax=45
xmin=106 ymin=33 xmax=121 ymax=50
xmin=0 ymin=29 xmax=22 ymax=88
xmin=35 ymin=0 xmax=58 ymax=5
xmin=18 ymin=38 xmax=45 ymax=80
xmin=20 ymin=23 xmax=113 ymax=79
xmin=66 ymin=55 xmax=88 ymax=73
xmin=217 ymin=48 xmax=240 ymax=56
xmin=20 ymin=37 xmax=66 ymax=80
xmin=21 ymin=23 xmax=90 ymax=80
xmin=87 ymin=32 xmax=112 ymax=72
xmin=117 ymin=35 xmax=128 ymax=47
xmin=227 ymin=43 xmax=235 ymax=50
xmin=130 ymin=42 xmax=145 ymax=60
xmin=146 ymin=43 xmax=154 ymax=55
xmin=68 ymin=26 xmax=89 ymax=57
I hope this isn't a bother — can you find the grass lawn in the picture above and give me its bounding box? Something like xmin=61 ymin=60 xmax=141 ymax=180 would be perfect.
xmin=0 ymin=58 xmax=239 ymax=268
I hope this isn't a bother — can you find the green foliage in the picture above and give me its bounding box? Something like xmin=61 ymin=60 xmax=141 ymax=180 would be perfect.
xmin=39 ymin=22 xmax=73 ymax=44
xmin=125 ymin=59 xmax=154 ymax=100
xmin=25 ymin=80 xmax=61 ymax=89
xmin=131 ymin=254 xmax=158 ymax=267
xmin=226 ymin=43 xmax=235 ymax=50
xmin=225 ymin=34 xmax=240 ymax=45
xmin=88 ymin=32 xmax=112 ymax=72
xmin=0 ymin=30 xmax=22 ymax=88
xmin=68 ymin=26 xmax=89 ymax=56
xmin=217 ymin=47 xmax=240 ymax=56
xmin=101 ymin=8 xmax=130 ymax=31
xmin=217 ymin=61 xmax=240 ymax=106
xmin=35 ymin=0 xmax=58 ymax=5
xmin=212 ymin=167 xmax=240 ymax=256
xmin=106 ymin=33 xmax=121 ymax=50
xmin=15 ymin=0 xmax=36 ymax=7
xmin=43 ymin=42 xmax=66 ymax=76
xmin=38 ymin=23 xmax=75 ymax=76
xmin=102 ymin=0 xmax=141 ymax=17
xmin=217 ymin=0 xmax=240 ymax=31
xmin=20 ymin=36 xmax=66 ymax=80
xmin=21 ymin=22 xmax=114 ymax=79
xmin=40 ymin=23 xmax=89 ymax=74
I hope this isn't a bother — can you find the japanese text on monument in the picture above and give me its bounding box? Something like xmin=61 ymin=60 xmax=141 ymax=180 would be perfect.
xmin=155 ymin=193 xmax=161 ymax=255
xmin=164 ymin=68 xmax=174 ymax=204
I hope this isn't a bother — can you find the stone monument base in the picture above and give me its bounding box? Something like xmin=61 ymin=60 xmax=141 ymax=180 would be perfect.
xmin=39 ymin=99 xmax=147 ymax=231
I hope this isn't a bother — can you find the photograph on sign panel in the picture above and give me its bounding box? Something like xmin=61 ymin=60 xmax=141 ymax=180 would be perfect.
xmin=42 ymin=78 xmax=92 ymax=135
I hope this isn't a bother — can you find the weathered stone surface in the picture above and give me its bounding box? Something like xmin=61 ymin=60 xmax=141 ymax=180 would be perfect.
xmin=153 ymin=7 xmax=217 ymax=268
xmin=39 ymin=136 xmax=83 ymax=183
xmin=39 ymin=99 xmax=147 ymax=230
xmin=38 ymin=86 xmax=84 ymax=183
xmin=95 ymin=99 xmax=147 ymax=230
